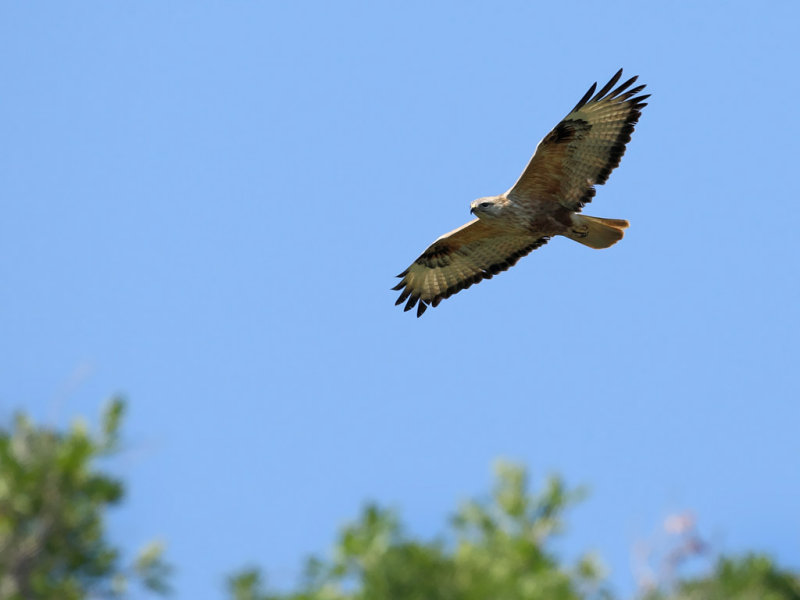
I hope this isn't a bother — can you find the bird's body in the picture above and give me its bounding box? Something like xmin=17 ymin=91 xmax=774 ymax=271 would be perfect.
xmin=473 ymin=194 xmax=569 ymax=237
xmin=394 ymin=69 xmax=648 ymax=317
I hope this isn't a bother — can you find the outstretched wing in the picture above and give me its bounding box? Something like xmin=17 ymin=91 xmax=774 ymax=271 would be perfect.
xmin=393 ymin=219 xmax=548 ymax=317
xmin=506 ymin=69 xmax=649 ymax=211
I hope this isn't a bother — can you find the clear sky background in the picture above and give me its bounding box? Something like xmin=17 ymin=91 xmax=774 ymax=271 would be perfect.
xmin=2 ymin=2 xmax=799 ymax=598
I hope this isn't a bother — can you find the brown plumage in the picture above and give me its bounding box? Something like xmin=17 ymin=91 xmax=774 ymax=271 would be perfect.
xmin=394 ymin=69 xmax=649 ymax=317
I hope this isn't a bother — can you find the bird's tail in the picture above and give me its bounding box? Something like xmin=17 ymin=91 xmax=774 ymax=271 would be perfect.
xmin=565 ymin=214 xmax=629 ymax=249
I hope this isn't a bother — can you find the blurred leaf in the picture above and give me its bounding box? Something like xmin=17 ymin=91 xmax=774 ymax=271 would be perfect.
xmin=135 ymin=540 xmax=173 ymax=595
xmin=100 ymin=397 xmax=125 ymax=453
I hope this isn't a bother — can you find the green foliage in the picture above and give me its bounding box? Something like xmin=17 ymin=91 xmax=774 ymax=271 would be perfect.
xmin=448 ymin=466 xmax=603 ymax=600
xmin=0 ymin=398 xmax=171 ymax=600
xmin=648 ymin=554 xmax=800 ymax=600
xmin=228 ymin=464 xmax=800 ymax=600
xmin=5 ymin=400 xmax=800 ymax=600
xmin=227 ymin=462 xmax=609 ymax=600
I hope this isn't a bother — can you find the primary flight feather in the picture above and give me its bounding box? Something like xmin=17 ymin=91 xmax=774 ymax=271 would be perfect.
xmin=393 ymin=69 xmax=649 ymax=317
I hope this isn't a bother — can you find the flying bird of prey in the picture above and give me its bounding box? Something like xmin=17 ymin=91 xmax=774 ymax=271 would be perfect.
xmin=393 ymin=69 xmax=648 ymax=317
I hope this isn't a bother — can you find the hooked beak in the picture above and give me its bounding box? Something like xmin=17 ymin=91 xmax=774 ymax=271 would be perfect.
xmin=470 ymin=207 xmax=476 ymax=215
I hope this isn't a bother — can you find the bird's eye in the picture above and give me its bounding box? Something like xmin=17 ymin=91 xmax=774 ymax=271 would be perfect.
xmin=480 ymin=202 xmax=491 ymax=208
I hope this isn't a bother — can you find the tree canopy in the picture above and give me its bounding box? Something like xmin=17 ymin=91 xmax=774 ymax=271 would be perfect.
xmin=3 ymin=401 xmax=799 ymax=600
xmin=0 ymin=399 xmax=169 ymax=600
xmin=227 ymin=463 xmax=800 ymax=600
xmin=229 ymin=462 xmax=606 ymax=600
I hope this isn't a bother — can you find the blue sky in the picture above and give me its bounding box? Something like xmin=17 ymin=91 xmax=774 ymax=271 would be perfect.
xmin=2 ymin=1 xmax=799 ymax=598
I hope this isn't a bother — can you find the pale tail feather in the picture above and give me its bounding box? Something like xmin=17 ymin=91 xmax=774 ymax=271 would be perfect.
xmin=565 ymin=215 xmax=629 ymax=249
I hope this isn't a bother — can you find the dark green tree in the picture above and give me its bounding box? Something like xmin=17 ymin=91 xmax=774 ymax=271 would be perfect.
xmin=0 ymin=399 xmax=170 ymax=600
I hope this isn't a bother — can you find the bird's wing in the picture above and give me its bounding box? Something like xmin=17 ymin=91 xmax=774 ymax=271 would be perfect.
xmin=506 ymin=69 xmax=649 ymax=211
xmin=393 ymin=219 xmax=548 ymax=317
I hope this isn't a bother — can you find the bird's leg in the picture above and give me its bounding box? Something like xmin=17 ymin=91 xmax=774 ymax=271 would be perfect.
xmin=570 ymin=225 xmax=589 ymax=238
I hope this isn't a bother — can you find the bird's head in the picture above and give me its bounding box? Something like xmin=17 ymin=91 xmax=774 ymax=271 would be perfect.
xmin=470 ymin=196 xmax=503 ymax=219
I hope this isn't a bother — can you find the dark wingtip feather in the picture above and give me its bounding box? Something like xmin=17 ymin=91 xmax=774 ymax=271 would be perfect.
xmin=416 ymin=302 xmax=428 ymax=317
xmin=571 ymin=82 xmax=597 ymax=113
xmin=608 ymin=75 xmax=638 ymax=98
xmin=394 ymin=286 xmax=411 ymax=305
xmin=572 ymin=69 xmax=646 ymax=114
xmin=403 ymin=294 xmax=419 ymax=312
xmin=591 ymin=69 xmax=623 ymax=102
xmin=622 ymin=84 xmax=647 ymax=98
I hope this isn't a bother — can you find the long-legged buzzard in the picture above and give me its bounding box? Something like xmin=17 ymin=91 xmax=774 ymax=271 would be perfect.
xmin=394 ymin=69 xmax=648 ymax=317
